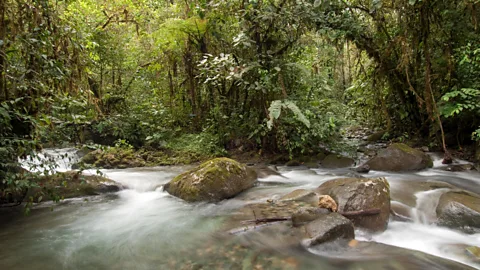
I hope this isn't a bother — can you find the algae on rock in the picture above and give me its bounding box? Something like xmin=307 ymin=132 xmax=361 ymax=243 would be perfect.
xmin=164 ymin=158 xmax=257 ymax=202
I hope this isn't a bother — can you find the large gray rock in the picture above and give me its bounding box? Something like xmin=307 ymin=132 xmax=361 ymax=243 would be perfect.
xmin=163 ymin=158 xmax=257 ymax=202
xmin=317 ymin=177 xmax=391 ymax=232
xmin=321 ymin=154 xmax=355 ymax=168
xmin=303 ymin=213 xmax=354 ymax=247
xmin=436 ymin=191 xmax=480 ymax=233
xmin=364 ymin=143 xmax=433 ymax=171
xmin=279 ymin=189 xmax=319 ymax=205
xmin=291 ymin=207 xmax=330 ymax=227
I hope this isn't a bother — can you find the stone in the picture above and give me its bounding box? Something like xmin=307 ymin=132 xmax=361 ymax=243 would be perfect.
xmin=285 ymin=160 xmax=302 ymax=166
xmin=318 ymin=195 xmax=337 ymax=212
xmin=317 ymin=177 xmax=391 ymax=232
xmin=436 ymin=191 xmax=480 ymax=233
xmin=291 ymin=207 xmax=330 ymax=227
xmin=364 ymin=143 xmax=433 ymax=171
xmin=321 ymin=154 xmax=355 ymax=168
xmin=279 ymin=189 xmax=318 ymax=205
xmin=352 ymin=164 xmax=370 ymax=173
xmin=27 ymin=171 xmax=124 ymax=201
xmin=163 ymin=158 xmax=257 ymax=202
xmin=303 ymin=213 xmax=355 ymax=247
xmin=441 ymin=164 xmax=475 ymax=172
xmin=366 ymin=130 xmax=386 ymax=142
xmin=252 ymin=165 xmax=283 ymax=178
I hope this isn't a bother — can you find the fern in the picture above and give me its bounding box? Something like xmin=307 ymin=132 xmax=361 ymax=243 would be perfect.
xmin=267 ymin=100 xmax=310 ymax=130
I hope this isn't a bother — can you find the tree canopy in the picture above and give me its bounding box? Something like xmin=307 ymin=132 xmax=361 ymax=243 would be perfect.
xmin=1 ymin=0 xmax=479 ymax=204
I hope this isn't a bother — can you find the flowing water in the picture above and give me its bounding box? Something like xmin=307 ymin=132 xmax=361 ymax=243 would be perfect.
xmin=1 ymin=149 xmax=480 ymax=269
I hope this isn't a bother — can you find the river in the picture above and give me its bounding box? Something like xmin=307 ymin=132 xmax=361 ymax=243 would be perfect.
xmin=0 ymin=148 xmax=479 ymax=269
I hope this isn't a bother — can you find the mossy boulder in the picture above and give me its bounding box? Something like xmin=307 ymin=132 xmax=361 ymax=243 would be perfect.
xmin=163 ymin=158 xmax=257 ymax=202
xmin=436 ymin=191 xmax=480 ymax=233
xmin=364 ymin=143 xmax=433 ymax=171
xmin=321 ymin=154 xmax=355 ymax=168
xmin=317 ymin=177 xmax=391 ymax=232
xmin=28 ymin=171 xmax=124 ymax=201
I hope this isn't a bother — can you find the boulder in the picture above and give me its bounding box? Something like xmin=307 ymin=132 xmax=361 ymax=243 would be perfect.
xmin=291 ymin=207 xmax=330 ymax=227
xmin=303 ymin=213 xmax=355 ymax=247
xmin=252 ymin=165 xmax=283 ymax=178
xmin=352 ymin=164 xmax=370 ymax=173
xmin=440 ymin=164 xmax=476 ymax=172
xmin=476 ymin=141 xmax=480 ymax=164
xmin=163 ymin=158 xmax=257 ymax=202
xmin=285 ymin=160 xmax=302 ymax=166
xmin=28 ymin=171 xmax=124 ymax=201
xmin=321 ymin=154 xmax=355 ymax=168
xmin=366 ymin=130 xmax=386 ymax=142
xmin=436 ymin=191 xmax=480 ymax=233
xmin=364 ymin=143 xmax=433 ymax=171
xmin=317 ymin=177 xmax=391 ymax=232
xmin=279 ymin=189 xmax=318 ymax=205
xmin=77 ymin=148 xmax=146 ymax=169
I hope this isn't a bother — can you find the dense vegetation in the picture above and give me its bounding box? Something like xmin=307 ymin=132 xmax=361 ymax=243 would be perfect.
xmin=1 ymin=0 xmax=479 ymax=204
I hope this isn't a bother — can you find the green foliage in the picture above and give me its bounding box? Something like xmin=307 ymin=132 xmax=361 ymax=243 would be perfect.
xmin=267 ymin=100 xmax=310 ymax=130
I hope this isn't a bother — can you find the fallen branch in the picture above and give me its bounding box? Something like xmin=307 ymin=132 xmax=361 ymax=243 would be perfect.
xmin=340 ymin=208 xmax=381 ymax=217
xmin=241 ymin=217 xmax=291 ymax=225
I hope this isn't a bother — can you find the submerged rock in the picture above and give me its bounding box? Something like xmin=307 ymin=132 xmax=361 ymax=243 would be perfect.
xmin=364 ymin=143 xmax=433 ymax=171
xmin=163 ymin=158 xmax=257 ymax=202
xmin=321 ymin=154 xmax=355 ymax=168
xmin=317 ymin=177 xmax=391 ymax=232
xmin=303 ymin=213 xmax=355 ymax=247
xmin=436 ymin=191 xmax=480 ymax=233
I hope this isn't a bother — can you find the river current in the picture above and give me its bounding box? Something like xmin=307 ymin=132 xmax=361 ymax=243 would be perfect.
xmin=1 ymin=148 xmax=479 ymax=269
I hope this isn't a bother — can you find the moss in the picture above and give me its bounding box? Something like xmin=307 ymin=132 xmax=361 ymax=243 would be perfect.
xmin=164 ymin=158 xmax=256 ymax=202
xmin=391 ymin=143 xmax=420 ymax=155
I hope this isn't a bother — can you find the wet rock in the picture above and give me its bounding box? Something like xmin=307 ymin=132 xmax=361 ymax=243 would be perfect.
xmin=390 ymin=180 xmax=455 ymax=207
xmin=164 ymin=158 xmax=257 ymax=202
xmin=352 ymin=164 xmax=370 ymax=173
xmin=436 ymin=191 xmax=480 ymax=233
xmin=252 ymin=165 xmax=283 ymax=178
xmin=285 ymin=160 xmax=302 ymax=166
xmin=421 ymin=146 xmax=430 ymax=152
xmin=77 ymin=148 xmax=146 ymax=169
xmin=364 ymin=143 xmax=433 ymax=171
xmin=390 ymin=201 xmax=413 ymax=222
xmin=321 ymin=154 xmax=355 ymax=168
xmin=279 ymin=189 xmax=318 ymax=205
xmin=303 ymin=213 xmax=355 ymax=247
xmin=27 ymin=171 xmax=124 ymax=201
xmin=304 ymin=161 xmax=319 ymax=169
xmin=476 ymin=141 xmax=480 ymax=163
xmin=317 ymin=177 xmax=391 ymax=232
xmin=440 ymin=164 xmax=476 ymax=172
xmin=366 ymin=130 xmax=386 ymax=142
xmin=291 ymin=207 xmax=330 ymax=227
